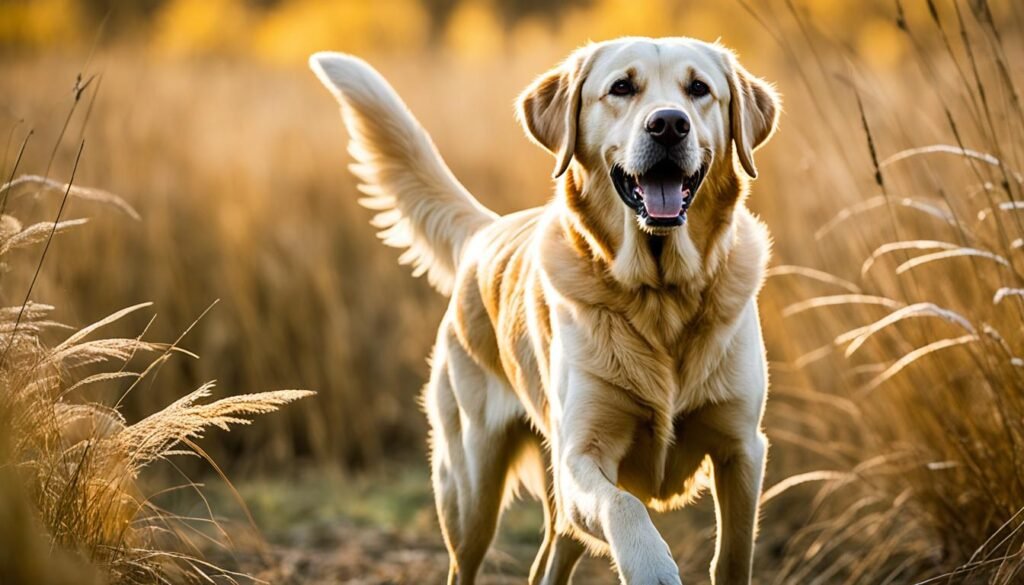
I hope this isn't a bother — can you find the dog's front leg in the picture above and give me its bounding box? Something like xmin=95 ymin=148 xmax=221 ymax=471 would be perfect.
xmin=554 ymin=368 xmax=682 ymax=585
xmin=709 ymin=432 xmax=767 ymax=585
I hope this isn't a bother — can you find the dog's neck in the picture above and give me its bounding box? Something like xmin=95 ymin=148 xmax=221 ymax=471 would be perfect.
xmin=559 ymin=159 xmax=747 ymax=291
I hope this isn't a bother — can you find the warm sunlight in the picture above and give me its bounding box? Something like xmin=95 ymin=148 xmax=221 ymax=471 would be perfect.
xmin=1 ymin=1 xmax=1022 ymax=584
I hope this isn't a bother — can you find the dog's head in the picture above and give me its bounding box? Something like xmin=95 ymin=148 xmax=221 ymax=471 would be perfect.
xmin=517 ymin=37 xmax=779 ymax=235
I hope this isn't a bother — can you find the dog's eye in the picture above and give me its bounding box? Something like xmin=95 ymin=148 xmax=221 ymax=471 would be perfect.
xmin=609 ymin=79 xmax=636 ymax=97
xmin=688 ymin=80 xmax=710 ymax=98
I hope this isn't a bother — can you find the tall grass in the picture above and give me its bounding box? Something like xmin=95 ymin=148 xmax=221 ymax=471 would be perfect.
xmin=0 ymin=169 xmax=312 ymax=581
xmin=1 ymin=0 xmax=1023 ymax=582
xmin=752 ymin=1 xmax=1024 ymax=582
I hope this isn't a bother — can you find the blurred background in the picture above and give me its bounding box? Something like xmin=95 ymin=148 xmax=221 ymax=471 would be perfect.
xmin=1 ymin=0 xmax=1023 ymax=583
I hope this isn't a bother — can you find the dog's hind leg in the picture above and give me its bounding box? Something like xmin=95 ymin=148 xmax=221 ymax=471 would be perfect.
xmin=427 ymin=334 xmax=523 ymax=585
xmin=536 ymin=532 xmax=585 ymax=585
xmin=529 ymin=488 xmax=556 ymax=585
xmin=528 ymin=460 xmax=584 ymax=585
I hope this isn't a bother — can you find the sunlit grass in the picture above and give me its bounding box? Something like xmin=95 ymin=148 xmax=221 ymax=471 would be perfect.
xmin=0 ymin=165 xmax=312 ymax=581
xmin=1 ymin=0 xmax=1023 ymax=582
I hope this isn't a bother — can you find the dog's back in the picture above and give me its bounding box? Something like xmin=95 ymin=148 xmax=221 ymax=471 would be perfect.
xmin=449 ymin=207 xmax=554 ymax=429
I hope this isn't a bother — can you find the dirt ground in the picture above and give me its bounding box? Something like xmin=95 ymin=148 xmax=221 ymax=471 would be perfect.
xmin=185 ymin=465 xmax=794 ymax=585
xmin=246 ymin=519 xmax=617 ymax=585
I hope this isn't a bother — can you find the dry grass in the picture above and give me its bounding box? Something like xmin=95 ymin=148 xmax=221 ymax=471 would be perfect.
xmin=1 ymin=0 xmax=1024 ymax=583
xmin=750 ymin=2 xmax=1024 ymax=582
xmin=0 ymin=171 xmax=313 ymax=581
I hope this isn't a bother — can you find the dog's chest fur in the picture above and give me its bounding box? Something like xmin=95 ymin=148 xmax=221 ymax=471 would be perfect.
xmin=551 ymin=205 xmax=768 ymax=414
xmin=447 ymin=199 xmax=768 ymax=509
xmin=454 ymin=203 xmax=768 ymax=447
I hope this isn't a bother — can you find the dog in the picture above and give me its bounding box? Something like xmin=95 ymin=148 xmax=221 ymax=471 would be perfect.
xmin=310 ymin=36 xmax=779 ymax=585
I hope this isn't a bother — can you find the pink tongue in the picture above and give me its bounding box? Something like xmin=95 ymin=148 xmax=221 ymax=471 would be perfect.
xmin=639 ymin=177 xmax=686 ymax=218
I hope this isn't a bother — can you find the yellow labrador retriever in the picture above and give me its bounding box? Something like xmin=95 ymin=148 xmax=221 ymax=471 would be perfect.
xmin=311 ymin=36 xmax=779 ymax=585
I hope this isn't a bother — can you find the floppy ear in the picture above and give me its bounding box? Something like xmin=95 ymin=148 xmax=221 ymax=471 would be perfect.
xmin=726 ymin=55 xmax=780 ymax=179
xmin=516 ymin=47 xmax=597 ymax=179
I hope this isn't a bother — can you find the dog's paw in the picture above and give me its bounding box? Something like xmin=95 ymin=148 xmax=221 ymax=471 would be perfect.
xmin=625 ymin=572 xmax=682 ymax=585
xmin=653 ymin=570 xmax=683 ymax=585
xmin=619 ymin=553 xmax=682 ymax=585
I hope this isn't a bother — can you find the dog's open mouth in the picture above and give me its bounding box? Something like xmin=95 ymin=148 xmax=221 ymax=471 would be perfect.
xmin=611 ymin=159 xmax=707 ymax=227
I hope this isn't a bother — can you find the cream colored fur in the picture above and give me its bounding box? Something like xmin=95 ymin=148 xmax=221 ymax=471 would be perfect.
xmin=310 ymin=36 xmax=780 ymax=585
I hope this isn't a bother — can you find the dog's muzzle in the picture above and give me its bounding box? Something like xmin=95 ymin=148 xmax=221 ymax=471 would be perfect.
xmin=611 ymin=158 xmax=708 ymax=228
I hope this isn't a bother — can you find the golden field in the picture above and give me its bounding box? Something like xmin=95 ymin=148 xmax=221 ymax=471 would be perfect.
xmin=1 ymin=0 xmax=1023 ymax=583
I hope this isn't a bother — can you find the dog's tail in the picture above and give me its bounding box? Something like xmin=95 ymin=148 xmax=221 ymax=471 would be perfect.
xmin=310 ymin=52 xmax=498 ymax=295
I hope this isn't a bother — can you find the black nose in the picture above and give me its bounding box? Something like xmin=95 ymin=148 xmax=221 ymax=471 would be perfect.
xmin=644 ymin=108 xmax=690 ymax=148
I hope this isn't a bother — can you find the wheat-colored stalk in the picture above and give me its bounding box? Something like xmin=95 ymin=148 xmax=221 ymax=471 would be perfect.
xmin=0 ymin=176 xmax=312 ymax=583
